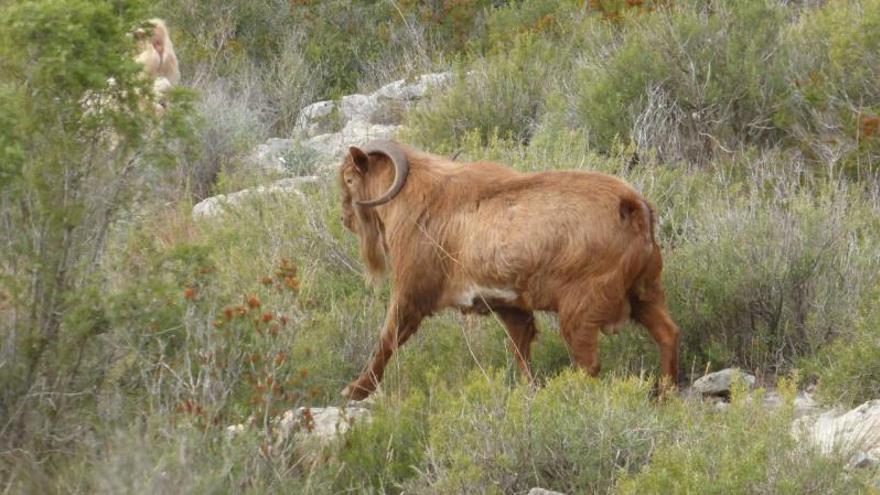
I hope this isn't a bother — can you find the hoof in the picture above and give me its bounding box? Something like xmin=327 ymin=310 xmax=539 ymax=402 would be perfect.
xmin=342 ymin=380 xmax=373 ymax=401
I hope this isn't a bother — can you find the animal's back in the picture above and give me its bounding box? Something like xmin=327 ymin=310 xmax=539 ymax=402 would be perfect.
xmin=453 ymin=168 xmax=653 ymax=297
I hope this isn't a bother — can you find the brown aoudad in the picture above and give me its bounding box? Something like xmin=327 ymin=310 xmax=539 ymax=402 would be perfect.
xmin=338 ymin=140 xmax=679 ymax=400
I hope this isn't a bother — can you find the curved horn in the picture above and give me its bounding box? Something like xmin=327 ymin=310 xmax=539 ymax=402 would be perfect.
xmin=356 ymin=140 xmax=410 ymax=207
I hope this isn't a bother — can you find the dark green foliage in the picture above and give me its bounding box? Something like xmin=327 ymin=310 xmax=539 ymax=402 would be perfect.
xmin=0 ymin=0 xmax=195 ymax=467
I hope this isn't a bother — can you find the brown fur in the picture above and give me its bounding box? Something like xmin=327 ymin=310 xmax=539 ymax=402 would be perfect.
xmin=339 ymin=141 xmax=680 ymax=399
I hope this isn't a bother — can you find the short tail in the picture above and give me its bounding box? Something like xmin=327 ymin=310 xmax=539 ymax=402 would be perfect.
xmin=642 ymin=199 xmax=656 ymax=246
xmin=618 ymin=196 xmax=657 ymax=289
xmin=620 ymin=197 xmax=656 ymax=246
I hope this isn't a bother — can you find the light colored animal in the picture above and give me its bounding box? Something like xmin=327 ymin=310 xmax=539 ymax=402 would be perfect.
xmin=133 ymin=18 xmax=179 ymax=85
xmin=79 ymin=19 xmax=179 ymax=137
xmin=131 ymin=19 xmax=179 ymax=116
xmin=338 ymin=140 xmax=680 ymax=400
xmin=149 ymin=76 xmax=173 ymax=116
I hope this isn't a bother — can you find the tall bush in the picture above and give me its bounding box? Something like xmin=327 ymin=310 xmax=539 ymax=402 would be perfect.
xmin=0 ymin=0 xmax=194 ymax=455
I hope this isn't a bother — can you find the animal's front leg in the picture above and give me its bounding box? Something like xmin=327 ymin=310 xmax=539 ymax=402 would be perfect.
xmin=342 ymin=298 xmax=423 ymax=400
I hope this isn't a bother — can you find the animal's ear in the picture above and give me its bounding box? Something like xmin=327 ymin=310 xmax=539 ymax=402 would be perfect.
xmin=349 ymin=146 xmax=369 ymax=174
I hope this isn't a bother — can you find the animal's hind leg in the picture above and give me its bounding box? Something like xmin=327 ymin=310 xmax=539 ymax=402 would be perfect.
xmin=559 ymin=307 xmax=602 ymax=377
xmin=494 ymin=308 xmax=538 ymax=382
xmin=558 ymin=281 xmax=629 ymax=377
xmin=632 ymin=299 xmax=680 ymax=386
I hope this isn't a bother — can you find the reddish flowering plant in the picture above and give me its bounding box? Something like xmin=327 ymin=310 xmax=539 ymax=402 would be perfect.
xmin=176 ymin=257 xmax=307 ymax=429
xmin=245 ymin=294 xmax=261 ymax=309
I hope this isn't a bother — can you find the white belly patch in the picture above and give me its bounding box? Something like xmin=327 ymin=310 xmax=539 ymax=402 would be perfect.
xmin=457 ymin=286 xmax=518 ymax=307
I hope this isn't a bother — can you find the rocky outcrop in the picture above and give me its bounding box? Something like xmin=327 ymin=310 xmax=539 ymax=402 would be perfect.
xmin=293 ymin=72 xmax=451 ymax=161
xmin=793 ymin=400 xmax=880 ymax=469
xmin=196 ymin=72 xmax=452 ymax=218
xmin=303 ymin=121 xmax=402 ymax=162
xmin=294 ymin=72 xmax=451 ymax=139
xmin=249 ymin=138 xmax=323 ymax=175
xmin=192 ymin=176 xmax=318 ymax=219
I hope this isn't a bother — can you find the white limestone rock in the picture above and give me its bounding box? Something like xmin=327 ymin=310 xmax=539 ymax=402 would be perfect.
xmin=692 ymin=368 xmax=756 ymax=395
xmin=192 ymin=176 xmax=318 ymax=219
xmin=793 ymin=399 xmax=880 ymax=469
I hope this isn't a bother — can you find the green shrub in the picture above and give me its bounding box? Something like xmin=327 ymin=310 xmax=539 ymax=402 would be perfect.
xmin=412 ymin=371 xmax=670 ymax=494
xmin=781 ymin=0 xmax=880 ymax=172
xmin=617 ymin=378 xmax=870 ymax=494
xmin=405 ymin=34 xmax=560 ymax=151
xmin=0 ymin=0 xmax=194 ymax=459
xmin=655 ymin=165 xmax=880 ymax=375
xmin=566 ymin=0 xmax=790 ymax=163
xmin=810 ymin=296 xmax=880 ymax=406
xmin=323 ymin=393 xmax=430 ymax=492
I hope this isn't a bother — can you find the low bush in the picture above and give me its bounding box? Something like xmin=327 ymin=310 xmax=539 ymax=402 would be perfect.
xmin=409 ymin=371 xmax=667 ymax=494
xmin=565 ymin=0 xmax=790 ymax=163
xmin=810 ymin=297 xmax=880 ymax=406
xmin=658 ymin=172 xmax=880 ymax=375
xmin=782 ymin=0 xmax=880 ymax=172
xmin=405 ymin=34 xmax=561 ymax=152
xmin=617 ymin=378 xmax=868 ymax=494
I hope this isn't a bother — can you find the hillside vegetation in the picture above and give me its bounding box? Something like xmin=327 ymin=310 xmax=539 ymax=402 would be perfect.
xmin=1 ymin=0 xmax=879 ymax=492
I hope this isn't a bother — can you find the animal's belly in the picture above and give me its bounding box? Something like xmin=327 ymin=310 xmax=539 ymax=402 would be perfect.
xmin=452 ymin=285 xmax=520 ymax=314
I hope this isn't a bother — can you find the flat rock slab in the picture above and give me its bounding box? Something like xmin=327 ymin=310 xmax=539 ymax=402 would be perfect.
xmin=793 ymin=399 xmax=880 ymax=468
xmin=192 ymin=176 xmax=319 ymax=219
xmin=761 ymin=390 xmax=822 ymax=418
xmin=528 ymin=488 xmax=566 ymax=495
xmin=304 ymin=120 xmax=402 ymax=162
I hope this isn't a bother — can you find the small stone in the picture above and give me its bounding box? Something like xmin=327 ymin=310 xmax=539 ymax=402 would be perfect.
xmin=276 ymin=406 xmax=371 ymax=446
xmin=692 ymin=368 xmax=756 ymax=396
xmin=848 ymin=451 xmax=880 ymax=470
xmin=225 ymin=423 xmax=247 ymax=440
xmin=527 ymin=488 xmax=566 ymax=495
xmin=762 ymin=390 xmax=784 ymax=408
